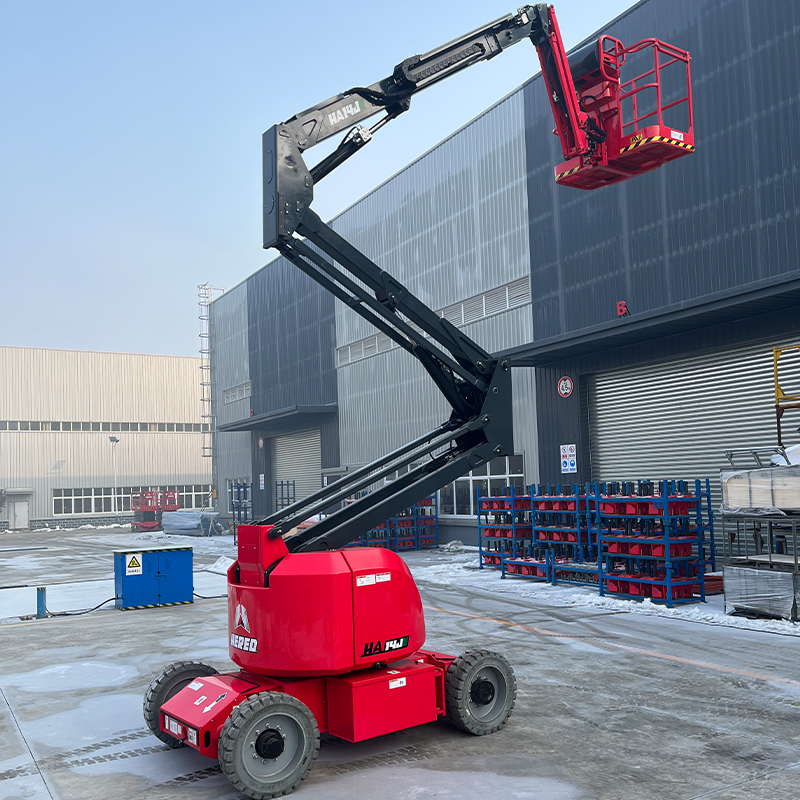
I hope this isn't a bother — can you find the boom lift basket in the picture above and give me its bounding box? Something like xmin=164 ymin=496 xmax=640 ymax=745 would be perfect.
xmin=552 ymin=35 xmax=694 ymax=190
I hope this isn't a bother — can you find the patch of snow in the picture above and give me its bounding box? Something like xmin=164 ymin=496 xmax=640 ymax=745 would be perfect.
xmin=203 ymin=555 xmax=235 ymax=575
xmin=409 ymin=556 xmax=800 ymax=637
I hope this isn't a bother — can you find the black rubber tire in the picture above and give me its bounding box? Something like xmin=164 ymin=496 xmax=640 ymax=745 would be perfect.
xmin=219 ymin=691 xmax=319 ymax=800
xmin=445 ymin=649 xmax=516 ymax=735
xmin=143 ymin=660 xmax=219 ymax=748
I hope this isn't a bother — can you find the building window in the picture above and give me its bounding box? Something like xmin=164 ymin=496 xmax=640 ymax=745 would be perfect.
xmin=337 ymin=277 xmax=532 ymax=368
xmin=53 ymin=485 xmax=212 ymax=516
xmin=439 ymin=454 xmax=525 ymax=517
xmin=224 ymin=381 xmax=252 ymax=404
xmin=1 ymin=420 xmax=202 ymax=433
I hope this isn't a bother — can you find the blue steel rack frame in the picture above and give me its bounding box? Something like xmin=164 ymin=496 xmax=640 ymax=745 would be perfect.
xmin=417 ymin=494 xmax=439 ymax=549
xmin=532 ymin=483 xmax=599 ymax=588
xmin=343 ymin=495 xmax=439 ymax=551
xmin=594 ymin=479 xmax=710 ymax=608
xmin=477 ymin=486 xmax=533 ymax=571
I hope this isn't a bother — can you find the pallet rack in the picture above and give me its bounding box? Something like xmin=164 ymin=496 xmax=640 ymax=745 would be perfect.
xmin=343 ymin=495 xmax=439 ymax=551
xmin=533 ymin=483 xmax=599 ymax=587
xmin=477 ymin=486 xmax=533 ymax=571
xmin=417 ymin=495 xmax=439 ymax=549
xmin=594 ymin=479 xmax=710 ymax=608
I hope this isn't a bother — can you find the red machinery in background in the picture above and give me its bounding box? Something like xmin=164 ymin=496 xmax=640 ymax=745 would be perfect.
xmin=131 ymin=490 xmax=180 ymax=532
xmin=143 ymin=6 xmax=694 ymax=798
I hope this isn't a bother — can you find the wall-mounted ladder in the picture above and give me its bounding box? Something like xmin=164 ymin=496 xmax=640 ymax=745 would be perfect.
xmin=198 ymin=283 xmax=225 ymax=459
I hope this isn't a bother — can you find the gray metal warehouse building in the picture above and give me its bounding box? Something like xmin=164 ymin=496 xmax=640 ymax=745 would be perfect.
xmin=0 ymin=346 xmax=212 ymax=530
xmin=210 ymin=0 xmax=800 ymax=542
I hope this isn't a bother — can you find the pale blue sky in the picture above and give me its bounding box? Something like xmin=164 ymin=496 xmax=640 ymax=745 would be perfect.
xmin=0 ymin=0 xmax=637 ymax=356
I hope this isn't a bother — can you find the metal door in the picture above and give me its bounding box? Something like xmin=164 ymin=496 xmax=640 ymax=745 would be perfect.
xmin=11 ymin=501 xmax=29 ymax=530
xmin=588 ymin=338 xmax=800 ymax=502
xmin=271 ymin=429 xmax=322 ymax=512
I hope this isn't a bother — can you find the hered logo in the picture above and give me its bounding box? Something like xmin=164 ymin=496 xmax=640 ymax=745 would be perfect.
xmin=234 ymin=603 xmax=250 ymax=633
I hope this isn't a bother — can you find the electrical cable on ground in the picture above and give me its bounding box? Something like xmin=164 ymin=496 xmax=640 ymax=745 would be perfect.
xmin=44 ymin=597 xmax=116 ymax=617
xmin=194 ymin=591 xmax=227 ymax=599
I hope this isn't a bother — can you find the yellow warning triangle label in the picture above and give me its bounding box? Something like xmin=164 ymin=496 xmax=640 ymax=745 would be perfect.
xmin=127 ymin=555 xmax=141 ymax=568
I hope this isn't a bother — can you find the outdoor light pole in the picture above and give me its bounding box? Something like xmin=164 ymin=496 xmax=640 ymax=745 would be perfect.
xmin=109 ymin=436 xmax=120 ymax=524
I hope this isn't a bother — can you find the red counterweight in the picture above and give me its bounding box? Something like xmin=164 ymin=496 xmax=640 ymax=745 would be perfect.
xmin=227 ymin=524 xmax=426 ymax=677
xmin=534 ymin=5 xmax=694 ymax=189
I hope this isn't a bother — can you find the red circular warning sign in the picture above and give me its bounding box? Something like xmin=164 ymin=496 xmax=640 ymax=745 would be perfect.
xmin=558 ymin=376 xmax=573 ymax=398
xmin=258 ymin=437 xmax=264 ymax=450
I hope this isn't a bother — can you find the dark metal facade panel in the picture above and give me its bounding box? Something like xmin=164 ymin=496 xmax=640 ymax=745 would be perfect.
xmin=523 ymin=0 xmax=800 ymax=343
xmin=251 ymin=430 xmax=272 ymax=518
xmin=536 ymin=301 xmax=800 ymax=483
xmin=535 ymin=363 xmax=591 ymax=486
xmin=246 ymin=256 xmax=337 ymax=418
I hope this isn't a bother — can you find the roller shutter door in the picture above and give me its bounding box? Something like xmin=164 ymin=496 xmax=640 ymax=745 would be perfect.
xmin=271 ymin=429 xmax=322 ymax=509
xmin=588 ymin=340 xmax=800 ymax=498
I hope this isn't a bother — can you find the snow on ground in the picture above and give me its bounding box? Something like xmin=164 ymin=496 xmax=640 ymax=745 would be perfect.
xmin=0 ymin=570 xmax=228 ymax=620
xmin=29 ymin=523 xmax=131 ymax=532
xmin=409 ymin=552 xmax=800 ymax=637
xmin=83 ymin=530 xmax=238 ymax=558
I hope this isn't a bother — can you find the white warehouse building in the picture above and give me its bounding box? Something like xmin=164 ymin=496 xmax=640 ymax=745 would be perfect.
xmin=0 ymin=346 xmax=212 ymax=530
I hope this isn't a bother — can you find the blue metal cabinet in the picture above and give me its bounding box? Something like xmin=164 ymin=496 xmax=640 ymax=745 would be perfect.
xmin=114 ymin=546 xmax=193 ymax=610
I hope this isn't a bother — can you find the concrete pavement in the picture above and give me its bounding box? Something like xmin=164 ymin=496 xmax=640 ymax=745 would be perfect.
xmin=1 ymin=531 xmax=798 ymax=799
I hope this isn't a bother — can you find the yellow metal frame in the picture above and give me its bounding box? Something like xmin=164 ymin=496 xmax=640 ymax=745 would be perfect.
xmin=773 ymin=345 xmax=800 ymax=445
xmin=774 ymin=346 xmax=800 ymax=406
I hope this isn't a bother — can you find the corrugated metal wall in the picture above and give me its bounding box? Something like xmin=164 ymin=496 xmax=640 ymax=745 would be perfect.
xmin=522 ymin=0 xmax=800 ymax=341
xmin=0 ymin=346 xmax=201 ymax=421
xmin=332 ymin=90 xmax=535 ymax=475
xmin=246 ymin=257 xmax=337 ymax=416
xmin=210 ymin=282 xmax=250 ymax=429
xmin=215 ymin=431 xmax=252 ymax=515
xmin=338 ymin=306 xmax=535 ymax=473
xmin=588 ymin=338 xmax=800 ymax=499
xmin=331 ymin=90 xmax=530 ymax=348
xmin=0 ymin=346 xmax=209 ymax=522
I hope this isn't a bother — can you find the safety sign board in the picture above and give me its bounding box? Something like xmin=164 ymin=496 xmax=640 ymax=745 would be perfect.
xmin=259 ymin=473 xmax=265 ymax=490
xmin=558 ymin=376 xmax=574 ymax=398
xmin=560 ymin=444 xmax=577 ymax=474
xmin=125 ymin=553 xmax=143 ymax=576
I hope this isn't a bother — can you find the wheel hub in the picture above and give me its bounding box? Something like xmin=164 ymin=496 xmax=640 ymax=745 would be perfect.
xmin=254 ymin=728 xmax=285 ymax=759
xmin=470 ymin=678 xmax=496 ymax=706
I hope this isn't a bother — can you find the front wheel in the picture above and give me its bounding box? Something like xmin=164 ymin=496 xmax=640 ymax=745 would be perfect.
xmin=143 ymin=660 xmax=218 ymax=748
xmin=445 ymin=649 xmax=516 ymax=735
xmin=219 ymin=691 xmax=319 ymax=800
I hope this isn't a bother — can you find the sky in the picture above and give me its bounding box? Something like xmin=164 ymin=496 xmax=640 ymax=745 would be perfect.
xmin=0 ymin=0 xmax=639 ymax=357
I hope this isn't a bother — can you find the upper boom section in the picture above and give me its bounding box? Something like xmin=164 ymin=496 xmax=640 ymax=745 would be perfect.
xmin=281 ymin=8 xmax=541 ymax=155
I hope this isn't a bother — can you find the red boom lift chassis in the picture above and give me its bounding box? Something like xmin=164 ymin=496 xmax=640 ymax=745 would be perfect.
xmin=144 ymin=6 xmax=693 ymax=797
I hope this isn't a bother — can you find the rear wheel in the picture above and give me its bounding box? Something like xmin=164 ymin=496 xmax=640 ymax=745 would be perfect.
xmin=445 ymin=649 xmax=516 ymax=735
xmin=219 ymin=691 xmax=319 ymax=799
xmin=143 ymin=660 xmax=218 ymax=747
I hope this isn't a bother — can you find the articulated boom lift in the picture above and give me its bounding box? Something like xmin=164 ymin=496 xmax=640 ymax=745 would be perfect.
xmin=144 ymin=7 xmax=694 ymax=798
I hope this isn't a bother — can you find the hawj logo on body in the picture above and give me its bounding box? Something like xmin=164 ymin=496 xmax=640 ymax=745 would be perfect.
xmin=327 ymin=100 xmax=362 ymax=128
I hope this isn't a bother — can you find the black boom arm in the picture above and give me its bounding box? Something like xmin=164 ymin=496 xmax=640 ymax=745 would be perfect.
xmin=256 ymin=7 xmax=555 ymax=551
